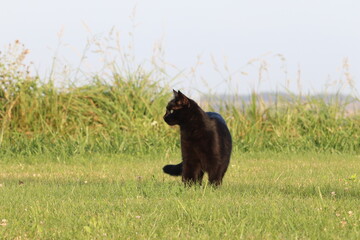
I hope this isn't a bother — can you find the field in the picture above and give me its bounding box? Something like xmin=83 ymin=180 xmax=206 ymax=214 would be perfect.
xmin=1 ymin=40 xmax=360 ymax=239
xmin=1 ymin=153 xmax=360 ymax=239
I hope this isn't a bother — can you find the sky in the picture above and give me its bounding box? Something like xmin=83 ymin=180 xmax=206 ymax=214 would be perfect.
xmin=1 ymin=0 xmax=359 ymax=96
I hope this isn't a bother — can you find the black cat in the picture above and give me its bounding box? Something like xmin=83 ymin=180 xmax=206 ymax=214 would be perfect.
xmin=163 ymin=90 xmax=232 ymax=186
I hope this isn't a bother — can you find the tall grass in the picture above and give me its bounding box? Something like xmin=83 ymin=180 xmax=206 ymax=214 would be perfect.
xmin=0 ymin=41 xmax=359 ymax=157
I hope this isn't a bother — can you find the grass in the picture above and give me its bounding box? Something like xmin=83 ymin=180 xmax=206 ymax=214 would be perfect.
xmin=0 ymin=37 xmax=360 ymax=239
xmin=0 ymin=41 xmax=359 ymax=156
xmin=1 ymin=152 xmax=360 ymax=239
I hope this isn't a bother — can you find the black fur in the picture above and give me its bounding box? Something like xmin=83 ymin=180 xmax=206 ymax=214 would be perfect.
xmin=162 ymin=162 xmax=182 ymax=176
xmin=163 ymin=90 xmax=232 ymax=186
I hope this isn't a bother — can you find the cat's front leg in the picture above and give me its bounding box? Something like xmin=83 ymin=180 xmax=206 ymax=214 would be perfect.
xmin=182 ymin=161 xmax=202 ymax=186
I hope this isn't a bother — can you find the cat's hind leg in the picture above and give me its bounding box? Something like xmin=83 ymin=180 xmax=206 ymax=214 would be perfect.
xmin=208 ymin=167 xmax=224 ymax=186
xmin=197 ymin=170 xmax=205 ymax=184
xmin=208 ymin=160 xmax=230 ymax=186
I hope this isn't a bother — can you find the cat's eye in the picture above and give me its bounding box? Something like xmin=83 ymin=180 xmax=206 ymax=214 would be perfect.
xmin=170 ymin=109 xmax=174 ymax=114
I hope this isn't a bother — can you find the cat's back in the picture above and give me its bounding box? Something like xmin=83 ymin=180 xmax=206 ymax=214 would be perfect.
xmin=206 ymin=112 xmax=227 ymax=126
xmin=206 ymin=111 xmax=232 ymax=142
xmin=205 ymin=111 xmax=232 ymax=161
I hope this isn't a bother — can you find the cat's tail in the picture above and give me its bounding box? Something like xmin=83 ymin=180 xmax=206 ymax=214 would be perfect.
xmin=163 ymin=162 xmax=183 ymax=176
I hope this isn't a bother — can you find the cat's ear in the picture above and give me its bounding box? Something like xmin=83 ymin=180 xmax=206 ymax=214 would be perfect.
xmin=173 ymin=89 xmax=179 ymax=98
xmin=177 ymin=91 xmax=190 ymax=107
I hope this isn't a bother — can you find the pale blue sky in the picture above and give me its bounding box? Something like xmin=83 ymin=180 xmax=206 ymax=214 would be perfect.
xmin=1 ymin=0 xmax=359 ymax=96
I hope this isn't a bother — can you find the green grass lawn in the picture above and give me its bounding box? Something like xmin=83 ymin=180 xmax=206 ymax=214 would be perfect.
xmin=1 ymin=152 xmax=360 ymax=239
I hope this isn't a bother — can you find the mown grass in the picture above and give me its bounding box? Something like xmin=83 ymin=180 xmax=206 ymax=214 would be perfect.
xmin=1 ymin=153 xmax=360 ymax=239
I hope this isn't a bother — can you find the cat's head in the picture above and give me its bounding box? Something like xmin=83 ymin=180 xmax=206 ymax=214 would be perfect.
xmin=163 ymin=90 xmax=191 ymax=126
